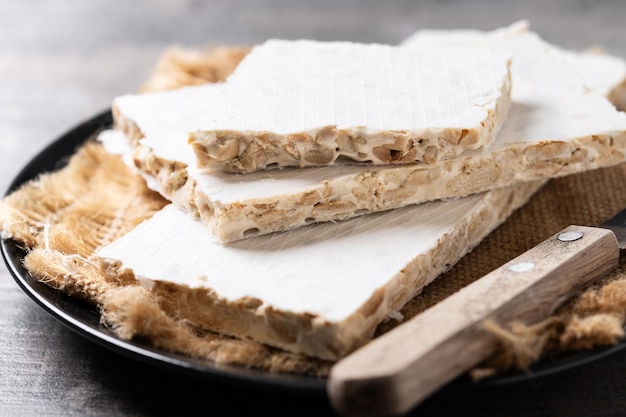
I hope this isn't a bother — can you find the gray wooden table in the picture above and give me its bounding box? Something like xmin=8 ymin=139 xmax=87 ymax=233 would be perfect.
xmin=2 ymin=1 xmax=626 ymax=415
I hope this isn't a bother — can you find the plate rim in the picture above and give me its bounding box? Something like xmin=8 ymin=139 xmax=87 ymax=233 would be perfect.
xmin=2 ymin=109 xmax=626 ymax=395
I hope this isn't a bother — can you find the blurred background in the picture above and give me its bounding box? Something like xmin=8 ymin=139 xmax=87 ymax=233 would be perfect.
xmin=1 ymin=1 xmax=626 ymax=416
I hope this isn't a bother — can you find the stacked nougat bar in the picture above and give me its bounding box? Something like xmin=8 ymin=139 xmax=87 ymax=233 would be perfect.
xmin=98 ymin=22 xmax=626 ymax=360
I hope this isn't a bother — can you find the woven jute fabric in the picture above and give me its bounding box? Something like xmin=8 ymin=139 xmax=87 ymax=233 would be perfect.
xmin=2 ymin=46 xmax=626 ymax=378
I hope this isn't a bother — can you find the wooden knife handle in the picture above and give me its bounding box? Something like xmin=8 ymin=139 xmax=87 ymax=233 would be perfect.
xmin=328 ymin=225 xmax=620 ymax=417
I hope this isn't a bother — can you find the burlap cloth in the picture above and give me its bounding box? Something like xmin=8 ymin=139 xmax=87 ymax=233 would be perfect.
xmin=2 ymin=46 xmax=626 ymax=379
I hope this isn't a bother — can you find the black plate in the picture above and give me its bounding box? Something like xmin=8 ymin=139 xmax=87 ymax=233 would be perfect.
xmin=2 ymin=110 xmax=626 ymax=395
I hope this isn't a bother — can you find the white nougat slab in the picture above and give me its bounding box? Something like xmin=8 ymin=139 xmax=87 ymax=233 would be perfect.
xmin=402 ymin=20 xmax=626 ymax=100
xmin=183 ymin=40 xmax=513 ymax=171
xmin=98 ymin=179 xmax=542 ymax=360
xmin=401 ymin=20 xmax=626 ymax=149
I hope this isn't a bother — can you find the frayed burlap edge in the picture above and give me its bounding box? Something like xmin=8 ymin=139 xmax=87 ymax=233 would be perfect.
xmin=470 ymin=256 xmax=626 ymax=380
xmin=139 ymin=45 xmax=250 ymax=93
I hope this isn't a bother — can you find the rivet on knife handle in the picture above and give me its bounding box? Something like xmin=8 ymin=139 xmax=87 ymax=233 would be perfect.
xmin=328 ymin=225 xmax=620 ymax=417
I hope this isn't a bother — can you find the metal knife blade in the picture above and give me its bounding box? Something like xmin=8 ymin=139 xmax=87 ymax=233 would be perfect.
xmin=329 ymin=213 xmax=624 ymax=417
xmin=600 ymin=207 xmax=626 ymax=250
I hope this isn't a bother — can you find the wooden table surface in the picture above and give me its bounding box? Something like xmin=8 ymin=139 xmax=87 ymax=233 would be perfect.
xmin=2 ymin=1 xmax=626 ymax=415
